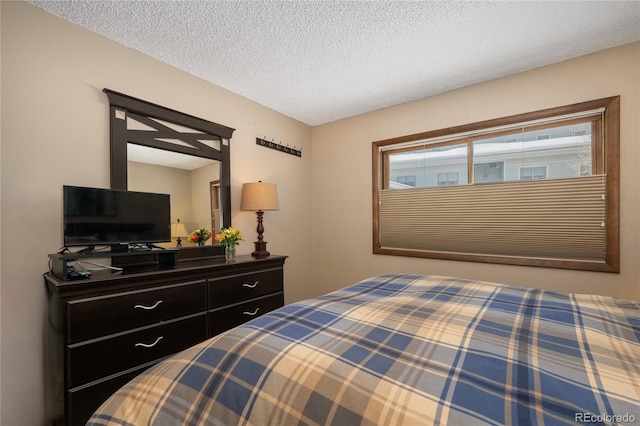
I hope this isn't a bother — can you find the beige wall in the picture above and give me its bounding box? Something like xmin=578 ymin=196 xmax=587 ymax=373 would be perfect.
xmin=129 ymin=161 xmax=194 ymax=227
xmin=129 ymin=160 xmax=223 ymax=241
xmin=0 ymin=2 xmax=313 ymax=424
xmin=312 ymin=41 xmax=640 ymax=300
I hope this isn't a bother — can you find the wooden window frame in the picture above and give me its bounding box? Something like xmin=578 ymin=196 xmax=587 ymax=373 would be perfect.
xmin=372 ymin=96 xmax=620 ymax=272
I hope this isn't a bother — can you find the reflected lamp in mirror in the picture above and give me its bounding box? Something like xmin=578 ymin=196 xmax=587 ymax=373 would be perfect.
xmin=241 ymin=181 xmax=279 ymax=258
xmin=171 ymin=219 xmax=189 ymax=247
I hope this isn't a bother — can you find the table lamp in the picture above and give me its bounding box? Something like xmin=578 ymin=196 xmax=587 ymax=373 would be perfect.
xmin=241 ymin=181 xmax=279 ymax=258
xmin=171 ymin=219 xmax=189 ymax=247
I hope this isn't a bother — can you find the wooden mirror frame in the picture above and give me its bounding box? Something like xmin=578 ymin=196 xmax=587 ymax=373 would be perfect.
xmin=104 ymin=89 xmax=235 ymax=248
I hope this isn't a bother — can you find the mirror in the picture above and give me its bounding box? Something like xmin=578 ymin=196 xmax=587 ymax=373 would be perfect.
xmin=104 ymin=89 xmax=235 ymax=249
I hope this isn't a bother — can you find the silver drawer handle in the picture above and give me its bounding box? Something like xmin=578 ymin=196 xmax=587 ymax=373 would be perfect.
xmin=135 ymin=336 xmax=163 ymax=348
xmin=134 ymin=300 xmax=163 ymax=310
xmin=243 ymin=308 xmax=260 ymax=316
xmin=243 ymin=281 xmax=259 ymax=288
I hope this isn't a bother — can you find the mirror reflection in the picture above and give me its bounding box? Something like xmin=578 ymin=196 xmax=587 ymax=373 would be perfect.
xmin=127 ymin=145 xmax=221 ymax=248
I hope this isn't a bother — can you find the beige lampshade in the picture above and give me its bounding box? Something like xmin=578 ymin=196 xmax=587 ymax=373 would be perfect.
xmin=241 ymin=182 xmax=279 ymax=211
xmin=171 ymin=221 xmax=189 ymax=238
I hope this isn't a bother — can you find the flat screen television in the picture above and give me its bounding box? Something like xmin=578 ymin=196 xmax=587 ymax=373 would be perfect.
xmin=63 ymin=185 xmax=171 ymax=247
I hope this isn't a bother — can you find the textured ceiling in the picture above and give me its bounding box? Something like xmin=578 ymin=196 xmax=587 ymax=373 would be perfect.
xmin=26 ymin=1 xmax=640 ymax=126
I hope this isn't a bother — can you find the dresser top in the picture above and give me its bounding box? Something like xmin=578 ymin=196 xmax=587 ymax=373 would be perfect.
xmin=45 ymin=254 xmax=287 ymax=299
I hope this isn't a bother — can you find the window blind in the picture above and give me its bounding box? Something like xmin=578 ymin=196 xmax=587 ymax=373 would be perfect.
xmin=378 ymin=175 xmax=606 ymax=261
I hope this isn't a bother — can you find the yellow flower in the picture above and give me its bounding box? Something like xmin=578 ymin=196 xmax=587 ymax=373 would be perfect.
xmin=215 ymin=227 xmax=243 ymax=247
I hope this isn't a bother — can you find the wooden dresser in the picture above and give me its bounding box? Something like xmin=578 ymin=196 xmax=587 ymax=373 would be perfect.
xmin=45 ymin=254 xmax=286 ymax=426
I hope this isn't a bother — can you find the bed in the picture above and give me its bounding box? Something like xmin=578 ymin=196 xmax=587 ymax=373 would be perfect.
xmin=88 ymin=274 xmax=639 ymax=425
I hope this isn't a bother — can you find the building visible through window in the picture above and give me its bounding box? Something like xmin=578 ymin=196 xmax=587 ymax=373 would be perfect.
xmin=387 ymin=122 xmax=594 ymax=187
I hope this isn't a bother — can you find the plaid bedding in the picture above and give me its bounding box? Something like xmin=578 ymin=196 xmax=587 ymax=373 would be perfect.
xmin=89 ymin=274 xmax=640 ymax=425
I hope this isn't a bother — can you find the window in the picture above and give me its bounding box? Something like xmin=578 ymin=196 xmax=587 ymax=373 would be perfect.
xmin=388 ymin=142 xmax=467 ymax=189
xmin=437 ymin=172 xmax=459 ymax=186
xmin=372 ymin=97 xmax=620 ymax=272
xmin=474 ymin=162 xmax=504 ymax=184
xmin=519 ymin=166 xmax=547 ymax=180
xmin=397 ymin=176 xmax=416 ymax=187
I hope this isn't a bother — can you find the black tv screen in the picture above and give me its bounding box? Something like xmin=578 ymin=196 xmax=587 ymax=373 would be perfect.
xmin=63 ymin=186 xmax=171 ymax=247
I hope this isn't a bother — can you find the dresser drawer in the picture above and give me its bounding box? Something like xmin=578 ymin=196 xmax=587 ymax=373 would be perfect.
xmin=67 ymin=280 xmax=206 ymax=343
xmin=208 ymin=269 xmax=283 ymax=308
xmin=68 ymin=367 xmax=145 ymax=426
xmin=67 ymin=313 xmax=206 ymax=388
xmin=208 ymin=292 xmax=284 ymax=336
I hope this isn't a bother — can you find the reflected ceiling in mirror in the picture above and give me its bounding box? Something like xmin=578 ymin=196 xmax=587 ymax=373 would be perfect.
xmin=128 ymin=144 xmax=218 ymax=170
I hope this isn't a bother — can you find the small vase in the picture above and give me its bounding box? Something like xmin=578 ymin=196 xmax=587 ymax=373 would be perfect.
xmin=225 ymin=245 xmax=236 ymax=262
xmin=197 ymin=241 xmax=205 ymax=246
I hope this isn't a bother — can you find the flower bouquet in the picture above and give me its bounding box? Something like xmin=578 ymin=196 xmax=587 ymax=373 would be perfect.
xmin=215 ymin=227 xmax=242 ymax=261
xmin=189 ymin=227 xmax=212 ymax=246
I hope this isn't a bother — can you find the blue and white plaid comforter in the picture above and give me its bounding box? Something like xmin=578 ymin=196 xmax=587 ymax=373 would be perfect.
xmin=89 ymin=274 xmax=640 ymax=425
